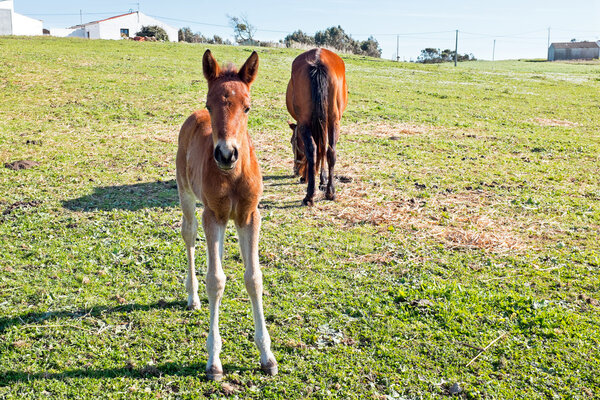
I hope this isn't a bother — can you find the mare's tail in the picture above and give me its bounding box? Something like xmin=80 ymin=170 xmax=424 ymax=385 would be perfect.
xmin=308 ymin=59 xmax=329 ymax=169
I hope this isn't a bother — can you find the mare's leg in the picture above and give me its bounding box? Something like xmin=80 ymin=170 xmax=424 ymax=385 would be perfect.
xmin=179 ymin=190 xmax=200 ymax=310
xmin=300 ymin=124 xmax=316 ymax=206
xmin=202 ymin=208 xmax=227 ymax=380
xmin=318 ymin=156 xmax=328 ymax=191
xmin=325 ymin=123 xmax=338 ymax=201
xmin=236 ymin=210 xmax=277 ymax=375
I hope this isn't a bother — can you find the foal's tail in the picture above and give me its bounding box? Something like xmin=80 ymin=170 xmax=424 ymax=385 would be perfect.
xmin=308 ymin=59 xmax=329 ymax=168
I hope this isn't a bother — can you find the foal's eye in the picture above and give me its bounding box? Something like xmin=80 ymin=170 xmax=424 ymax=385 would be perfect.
xmin=244 ymin=107 xmax=250 ymax=114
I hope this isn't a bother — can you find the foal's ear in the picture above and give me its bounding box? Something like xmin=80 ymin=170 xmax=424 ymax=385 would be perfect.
xmin=203 ymin=49 xmax=221 ymax=83
xmin=238 ymin=51 xmax=259 ymax=86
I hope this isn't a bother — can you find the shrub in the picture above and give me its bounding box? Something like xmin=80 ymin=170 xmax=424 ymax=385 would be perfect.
xmin=136 ymin=25 xmax=168 ymax=41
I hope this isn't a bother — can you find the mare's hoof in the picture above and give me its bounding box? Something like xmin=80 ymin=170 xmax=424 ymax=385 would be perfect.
xmin=261 ymin=359 xmax=278 ymax=376
xmin=301 ymin=197 xmax=314 ymax=206
xmin=206 ymin=365 xmax=223 ymax=381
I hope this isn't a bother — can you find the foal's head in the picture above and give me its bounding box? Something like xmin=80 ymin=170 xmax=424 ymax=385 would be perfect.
xmin=203 ymin=49 xmax=259 ymax=171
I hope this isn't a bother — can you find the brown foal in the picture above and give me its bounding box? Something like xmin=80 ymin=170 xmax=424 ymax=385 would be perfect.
xmin=176 ymin=50 xmax=276 ymax=380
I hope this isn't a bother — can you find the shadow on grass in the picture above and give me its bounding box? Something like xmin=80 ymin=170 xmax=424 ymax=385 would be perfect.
xmin=262 ymin=174 xmax=299 ymax=188
xmin=0 ymin=300 xmax=187 ymax=334
xmin=62 ymin=180 xmax=179 ymax=212
xmin=0 ymin=361 xmax=256 ymax=385
xmin=0 ymin=300 xmax=258 ymax=385
xmin=259 ymin=200 xmax=302 ymax=210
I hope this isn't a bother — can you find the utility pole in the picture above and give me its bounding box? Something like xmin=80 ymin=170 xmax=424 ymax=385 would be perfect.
xmin=547 ymin=26 xmax=550 ymax=49
xmin=454 ymin=29 xmax=458 ymax=67
xmin=492 ymin=39 xmax=496 ymax=61
xmin=396 ymin=35 xmax=399 ymax=62
xmin=79 ymin=9 xmax=82 ymax=25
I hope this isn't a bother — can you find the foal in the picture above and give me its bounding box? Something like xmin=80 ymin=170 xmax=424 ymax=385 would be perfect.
xmin=176 ymin=50 xmax=277 ymax=380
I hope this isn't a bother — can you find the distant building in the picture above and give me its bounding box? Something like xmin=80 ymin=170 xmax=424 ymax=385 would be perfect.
xmin=0 ymin=0 xmax=43 ymax=36
xmin=548 ymin=41 xmax=600 ymax=61
xmin=52 ymin=11 xmax=178 ymax=42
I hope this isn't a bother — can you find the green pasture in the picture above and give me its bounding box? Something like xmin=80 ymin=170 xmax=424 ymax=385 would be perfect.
xmin=0 ymin=36 xmax=599 ymax=399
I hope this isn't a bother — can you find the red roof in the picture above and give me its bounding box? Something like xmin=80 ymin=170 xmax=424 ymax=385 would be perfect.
xmin=70 ymin=12 xmax=137 ymax=28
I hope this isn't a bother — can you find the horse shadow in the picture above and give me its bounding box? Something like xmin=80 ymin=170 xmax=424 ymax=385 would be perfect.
xmin=0 ymin=300 xmax=255 ymax=385
xmin=0 ymin=300 xmax=186 ymax=334
xmin=62 ymin=176 xmax=300 ymax=212
xmin=62 ymin=180 xmax=179 ymax=212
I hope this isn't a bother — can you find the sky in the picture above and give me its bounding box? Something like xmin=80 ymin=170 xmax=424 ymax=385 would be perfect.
xmin=15 ymin=0 xmax=600 ymax=60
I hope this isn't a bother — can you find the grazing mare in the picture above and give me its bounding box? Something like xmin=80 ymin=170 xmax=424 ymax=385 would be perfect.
xmin=286 ymin=48 xmax=348 ymax=206
xmin=176 ymin=50 xmax=277 ymax=380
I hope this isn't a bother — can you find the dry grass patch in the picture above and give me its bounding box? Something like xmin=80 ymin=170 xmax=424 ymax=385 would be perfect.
xmin=534 ymin=117 xmax=579 ymax=127
xmin=327 ymin=181 xmax=523 ymax=252
xmin=345 ymin=121 xmax=439 ymax=139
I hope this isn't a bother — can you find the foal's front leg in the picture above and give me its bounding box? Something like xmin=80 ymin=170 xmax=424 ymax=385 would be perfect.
xmin=236 ymin=210 xmax=278 ymax=375
xmin=179 ymin=189 xmax=201 ymax=310
xmin=202 ymin=208 xmax=227 ymax=380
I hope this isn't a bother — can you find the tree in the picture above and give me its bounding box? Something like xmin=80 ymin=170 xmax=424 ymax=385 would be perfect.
xmin=228 ymin=14 xmax=257 ymax=45
xmin=417 ymin=48 xmax=442 ymax=63
xmin=136 ymin=25 xmax=168 ymax=41
xmin=314 ymin=25 xmax=355 ymax=53
xmin=359 ymin=36 xmax=382 ymax=58
xmin=417 ymin=48 xmax=476 ymax=63
xmin=284 ymin=30 xmax=315 ymax=47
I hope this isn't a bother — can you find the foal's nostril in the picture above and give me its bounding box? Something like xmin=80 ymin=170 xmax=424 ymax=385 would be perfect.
xmin=214 ymin=147 xmax=224 ymax=164
xmin=214 ymin=144 xmax=238 ymax=169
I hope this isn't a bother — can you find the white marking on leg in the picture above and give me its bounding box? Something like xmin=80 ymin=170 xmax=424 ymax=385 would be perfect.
xmin=236 ymin=211 xmax=276 ymax=372
xmin=203 ymin=209 xmax=226 ymax=378
xmin=179 ymin=189 xmax=200 ymax=310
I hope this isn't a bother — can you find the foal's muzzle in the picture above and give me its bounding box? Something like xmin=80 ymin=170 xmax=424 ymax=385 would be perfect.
xmin=214 ymin=142 xmax=239 ymax=170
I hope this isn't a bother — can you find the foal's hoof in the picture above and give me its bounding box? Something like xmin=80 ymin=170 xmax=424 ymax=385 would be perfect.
xmin=187 ymin=296 xmax=201 ymax=311
xmin=260 ymin=359 xmax=278 ymax=376
xmin=301 ymin=197 xmax=314 ymax=206
xmin=206 ymin=365 xmax=224 ymax=381
xmin=325 ymin=192 xmax=336 ymax=201
xmin=299 ymin=177 xmax=306 ymax=184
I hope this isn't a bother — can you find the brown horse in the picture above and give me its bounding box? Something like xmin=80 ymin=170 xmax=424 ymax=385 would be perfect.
xmin=286 ymin=48 xmax=348 ymax=206
xmin=176 ymin=50 xmax=277 ymax=380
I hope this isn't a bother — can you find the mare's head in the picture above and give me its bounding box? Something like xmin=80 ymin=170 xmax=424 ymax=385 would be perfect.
xmin=288 ymin=122 xmax=307 ymax=180
xmin=203 ymin=49 xmax=259 ymax=171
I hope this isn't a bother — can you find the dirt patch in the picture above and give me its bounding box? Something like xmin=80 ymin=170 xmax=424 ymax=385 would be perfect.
xmin=345 ymin=122 xmax=438 ymax=138
xmin=534 ymin=118 xmax=578 ymax=127
xmin=4 ymin=160 xmax=39 ymax=170
xmin=3 ymin=200 xmax=42 ymax=216
xmin=259 ymin=120 xmax=545 ymax=253
xmin=307 ymin=179 xmax=523 ymax=253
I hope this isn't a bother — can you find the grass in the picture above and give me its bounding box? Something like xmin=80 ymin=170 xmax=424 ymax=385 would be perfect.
xmin=1 ymin=36 xmax=599 ymax=399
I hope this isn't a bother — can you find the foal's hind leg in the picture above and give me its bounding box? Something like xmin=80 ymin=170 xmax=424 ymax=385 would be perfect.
xmin=236 ymin=210 xmax=277 ymax=375
xmin=203 ymin=208 xmax=227 ymax=380
xmin=179 ymin=189 xmax=201 ymax=310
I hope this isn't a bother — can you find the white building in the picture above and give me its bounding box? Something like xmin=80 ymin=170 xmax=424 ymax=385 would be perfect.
xmin=0 ymin=0 xmax=43 ymax=36
xmin=54 ymin=11 xmax=178 ymax=42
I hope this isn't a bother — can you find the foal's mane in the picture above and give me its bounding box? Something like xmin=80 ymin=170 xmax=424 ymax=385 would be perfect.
xmin=219 ymin=63 xmax=240 ymax=80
